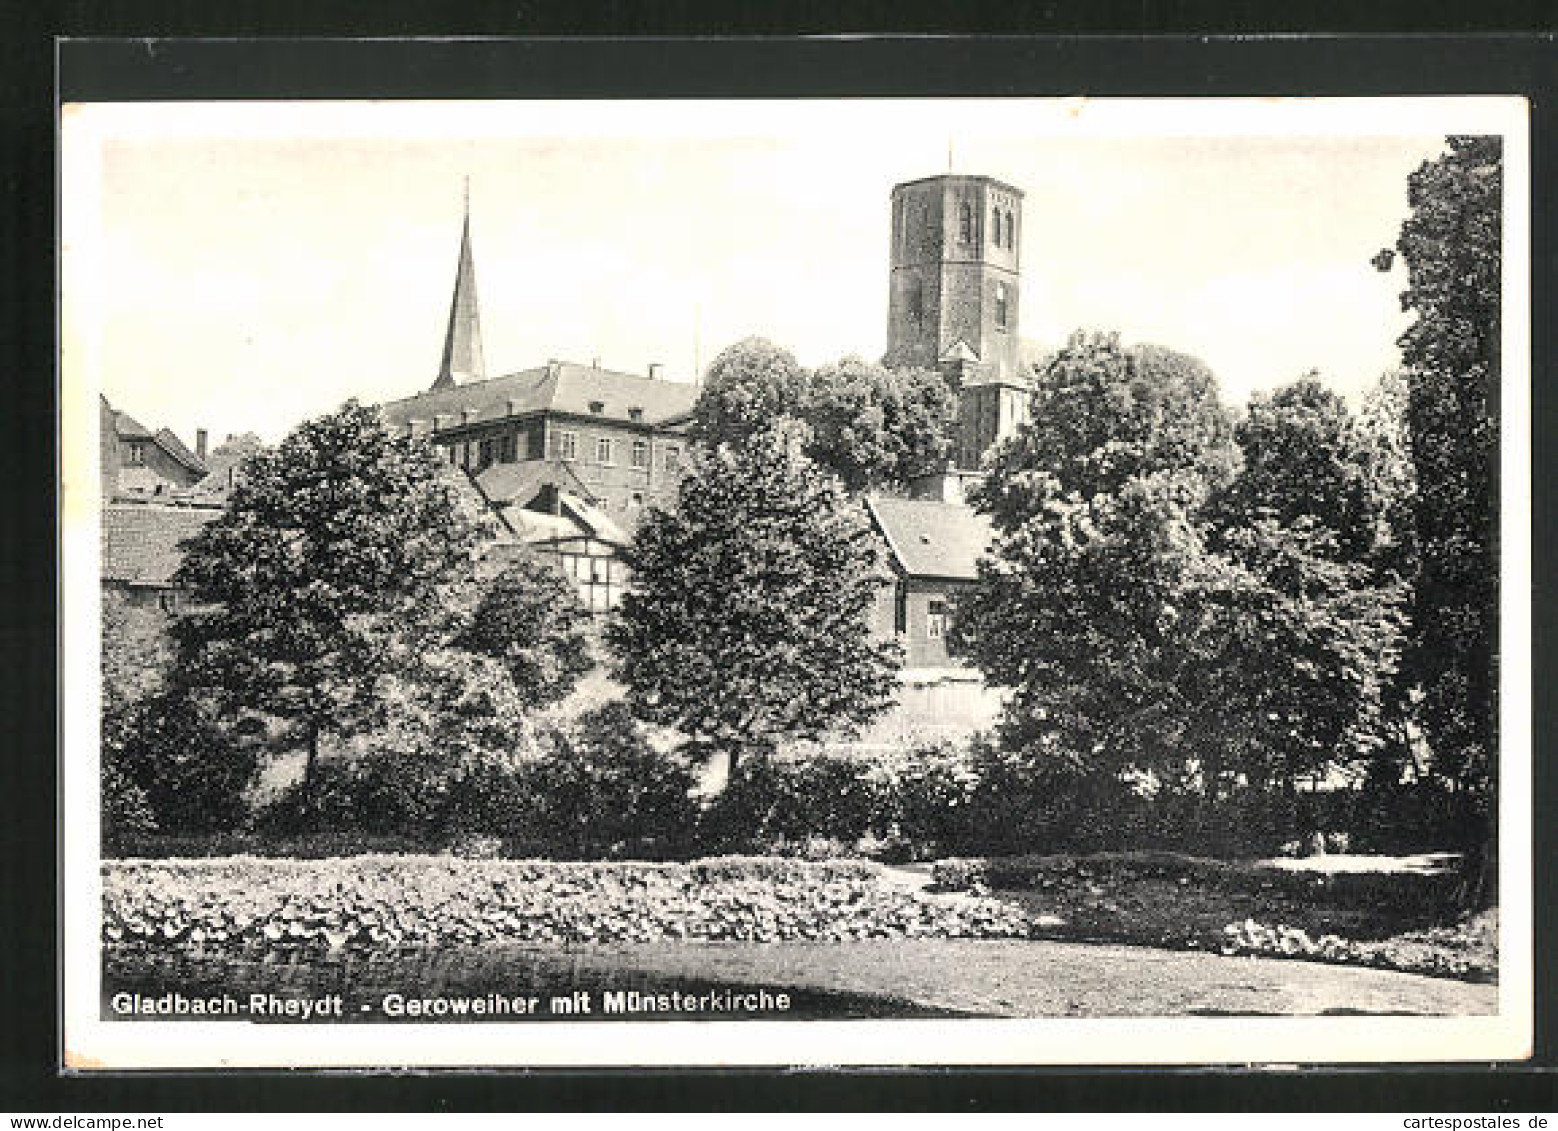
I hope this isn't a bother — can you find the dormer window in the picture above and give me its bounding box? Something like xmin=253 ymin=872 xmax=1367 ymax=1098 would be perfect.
xmin=627 ymin=406 xmax=644 ymax=423
xmin=126 ymin=442 xmax=146 ymax=466
xmin=589 ymin=400 xmax=605 ymax=415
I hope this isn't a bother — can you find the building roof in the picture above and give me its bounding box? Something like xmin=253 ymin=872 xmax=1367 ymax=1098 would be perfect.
xmin=101 ymin=396 xmax=209 ymax=477
xmin=192 ymin=433 xmax=264 ymax=494
xmin=381 ymin=360 xmax=698 ymax=434
xmin=864 ymin=495 xmax=993 ymax=582
xmin=101 ymin=501 xmax=222 ymax=586
xmin=891 ymin=172 xmax=1025 ymax=199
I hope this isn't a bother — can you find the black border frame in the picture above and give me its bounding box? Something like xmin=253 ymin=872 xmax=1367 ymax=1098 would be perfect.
xmin=4 ymin=29 xmax=1553 ymax=1111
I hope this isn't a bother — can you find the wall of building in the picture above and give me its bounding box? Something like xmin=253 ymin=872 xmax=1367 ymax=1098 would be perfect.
xmin=431 ymin=413 xmax=689 ymax=524
xmin=111 ymin=440 xmax=205 ymax=496
xmin=541 ymin=417 xmax=688 ymax=522
xmin=870 ymin=575 xmax=975 ymax=670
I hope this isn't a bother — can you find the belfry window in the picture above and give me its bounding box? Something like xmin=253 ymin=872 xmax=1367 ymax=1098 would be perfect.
xmin=995 ymin=281 xmax=1009 ymax=329
xmin=1005 ymin=210 xmax=1015 ymax=249
xmin=992 ymin=209 xmax=1002 ymax=247
xmin=959 ymin=202 xmax=973 ymax=244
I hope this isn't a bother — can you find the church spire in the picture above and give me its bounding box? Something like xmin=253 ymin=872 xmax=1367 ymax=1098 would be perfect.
xmin=432 ymin=179 xmax=486 ymax=390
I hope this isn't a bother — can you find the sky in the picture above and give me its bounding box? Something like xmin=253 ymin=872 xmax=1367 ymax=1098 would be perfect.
xmin=61 ymin=98 xmax=1515 ymax=446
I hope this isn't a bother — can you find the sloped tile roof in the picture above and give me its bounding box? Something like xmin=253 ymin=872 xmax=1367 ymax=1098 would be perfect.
xmin=864 ymin=496 xmax=993 ymax=581
xmin=381 ymin=361 xmax=698 ymax=433
xmin=153 ymin=427 xmax=208 ymax=476
xmin=101 ymin=397 xmax=209 ymax=475
xmin=101 ymin=501 xmax=223 ymax=586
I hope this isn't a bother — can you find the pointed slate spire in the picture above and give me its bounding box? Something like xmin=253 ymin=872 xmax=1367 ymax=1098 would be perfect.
xmin=432 ymin=179 xmax=486 ymax=390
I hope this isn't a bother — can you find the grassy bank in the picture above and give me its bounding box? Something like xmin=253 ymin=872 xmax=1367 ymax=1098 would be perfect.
xmin=929 ymin=850 xmax=1496 ymax=981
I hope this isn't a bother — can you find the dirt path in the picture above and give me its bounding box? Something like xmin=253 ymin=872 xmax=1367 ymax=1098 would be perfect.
xmin=563 ymin=937 xmax=1496 ymax=1017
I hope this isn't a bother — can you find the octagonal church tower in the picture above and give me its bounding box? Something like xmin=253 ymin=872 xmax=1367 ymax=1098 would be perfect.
xmin=885 ymin=173 xmax=1024 ymax=385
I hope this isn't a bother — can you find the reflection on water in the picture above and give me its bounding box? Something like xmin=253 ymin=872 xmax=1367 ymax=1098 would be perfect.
xmin=103 ymin=945 xmax=967 ymax=1022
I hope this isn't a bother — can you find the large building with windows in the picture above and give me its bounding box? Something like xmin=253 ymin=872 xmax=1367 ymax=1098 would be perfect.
xmin=376 ymin=196 xmax=698 ymax=612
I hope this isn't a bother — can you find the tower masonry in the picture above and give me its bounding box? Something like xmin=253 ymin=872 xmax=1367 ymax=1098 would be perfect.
xmin=885 ymin=174 xmax=1024 ymax=385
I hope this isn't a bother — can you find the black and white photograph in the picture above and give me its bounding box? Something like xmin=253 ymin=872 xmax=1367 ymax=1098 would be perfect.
xmin=59 ymin=93 xmax=1531 ymax=1069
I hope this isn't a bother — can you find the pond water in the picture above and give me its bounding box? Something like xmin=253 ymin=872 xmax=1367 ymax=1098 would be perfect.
xmin=103 ymin=945 xmax=971 ymax=1023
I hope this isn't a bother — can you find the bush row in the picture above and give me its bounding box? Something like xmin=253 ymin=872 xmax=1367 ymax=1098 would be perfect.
xmin=102 ymin=856 xmax=1030 ymax=954
xmin=107 ymin=690 xmax=1485 ymax=863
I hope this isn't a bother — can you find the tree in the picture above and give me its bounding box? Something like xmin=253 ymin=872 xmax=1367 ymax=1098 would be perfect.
xmin=693 ymin=340 xmax=958 ymax=493
xmin=171 ymin=400 xmax=495 ymax=803
xmin=1375 ymin=136 xmax=1501 ymax=816
xmin=987 ymin=333 xmax=1237 ymax=510
xmin=456 ymin=553 xmax=593 ymax=708
xmin=804 ymin=356 xmax=956 ymax=491
xmin=954 ymin=333 xmax=1240 ymax=785
xmin=1212 ymin=376 xmax=1379 ymax=562
xmin=609 ymin=419 xmax=901 ymax=772
xmin=690 ymin=338 xmax=809 ymax=451
xmin=955 ymin=333 xmax=1402 ymax=845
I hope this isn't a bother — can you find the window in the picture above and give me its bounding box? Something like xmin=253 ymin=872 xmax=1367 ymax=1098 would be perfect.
xmin=499 ymin=433 xmax=518 ymax=463
xmin=992 ymin=208 xmax=1002 ymax=247
xmin=462 ymin=442 xmax=475 ymax=470
xmin=994 ymin=281 xmax=1009 ymax=329
xmin=589 ymin=400 xmax=605 ymax=415
xmin=478 ymin=438 xmax=496 ymax=469
xmin=894 ymin=583 xmax=908 ymax=635
xmin=596 ymin=436 xmax=615 ymax=465
xmin=907 ymin=278 xmax=924 ymax=326
xmin=1005 ymin=210 xmax=1015 ymax=249
xmin=958 ymin=201 xmax=972 ymax=243
xmin=127 ymin=442 xmax=146 ymax=466
xmin=158 ymin=590 xmax=180 ymax=613
xmin=927 ymin=599 xmax=948 ymax=639
xmin=631 ymin=439 xmax=649 ymax=469
xmin=559 ymin=430 xmax=578 ymax=461
xmin=664 ymin=445 xmax=681 ymax=472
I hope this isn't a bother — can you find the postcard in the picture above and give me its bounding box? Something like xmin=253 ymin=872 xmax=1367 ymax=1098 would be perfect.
xmin=60 ymin=90 xmax=1532 ymax=1069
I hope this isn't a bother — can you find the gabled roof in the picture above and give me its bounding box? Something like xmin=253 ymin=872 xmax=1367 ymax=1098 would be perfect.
xmin=940 ymin=338 xmax=980 ymax=364
xmin=101 ymin=396 xmax=209 ymax=476
xmin=101 ymin=501 xmax=222 ymax=587
xmin=864 ymin=495 xmax=993 ymax=582
xmin=382 ymin=360 xmax=698 ymax=433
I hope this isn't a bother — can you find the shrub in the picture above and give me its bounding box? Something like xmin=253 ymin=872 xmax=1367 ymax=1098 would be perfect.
xmin=101 ymin=856 xmax=1032 ymax=953
xmin=520 ymin=704 xmax=701 ymax=858
xmin=106 ymin=690 xmax=261 ymax=835
xmin=700 ymin=746 xmax=883 ymax=852
xmin=101 ymin=750 xmax=158 ymax=852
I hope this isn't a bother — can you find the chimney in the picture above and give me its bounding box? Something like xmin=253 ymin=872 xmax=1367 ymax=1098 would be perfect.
xmin=195 ymin=429 xmax=208 ymax=461
xmin=647 ymin=363 xmax=663 ymax=381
